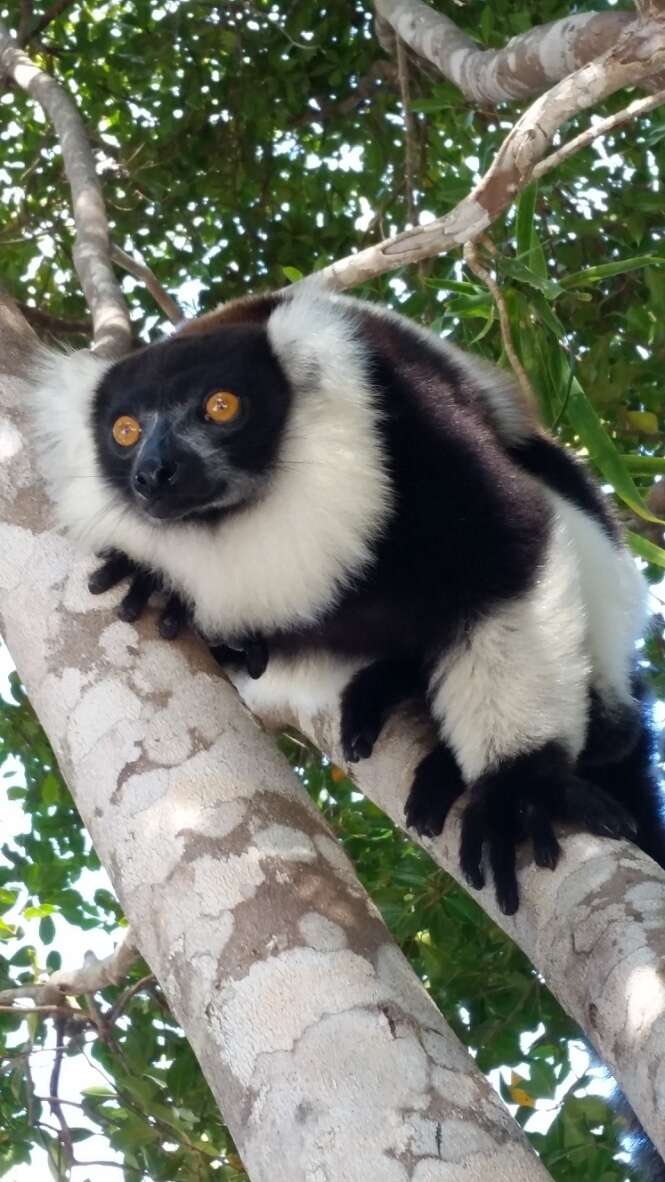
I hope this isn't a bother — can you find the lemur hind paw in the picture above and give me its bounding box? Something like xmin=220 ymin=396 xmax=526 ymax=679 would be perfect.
xmin=459 ymin=743 xmax=638 ymax=916
xmin=403 ymin=742 xmax=465 ymax=839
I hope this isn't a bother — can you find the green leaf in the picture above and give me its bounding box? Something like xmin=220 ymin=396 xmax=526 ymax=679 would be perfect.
xmin=561 ymin=256 xmax=665 ymax=288
xmin=40 ymin=773 xmax=61 ymax=805
xmin=515 ymin=183 xmax=548 ymax=280
xmin=627 ymin=530 xmax=665 ymax=569
xmin=563 ymin=376 xmax=664 ymax=525
xmin=623 ymin=456 xmax=665 ymax=476
xmin=282 ymin=265 xmax=303 ymax=284
xmin=499 ymin=258 xmax=563 ymax=300
xmin=39 ymin=915 xmax=56 ymax=945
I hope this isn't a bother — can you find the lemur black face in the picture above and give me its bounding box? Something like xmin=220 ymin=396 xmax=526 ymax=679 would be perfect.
xmin=92 ymin=325 xmax=292 ymax=524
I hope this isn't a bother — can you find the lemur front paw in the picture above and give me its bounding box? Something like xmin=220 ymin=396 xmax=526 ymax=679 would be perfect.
xmin=88 ymin=549 xmax=189 ymax=639
xmin=403 ymin=743 xmax=465 ymax=838
xmin=459 ymin=743 xmax=638 ymax=916
xmin=209 ymin=636 xmax=269 ymax=681
xmin=340 ymin=658 xmax=423 ymax=764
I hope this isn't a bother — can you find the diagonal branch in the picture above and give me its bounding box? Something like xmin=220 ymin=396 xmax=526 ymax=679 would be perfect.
xmin=374 ymin=0 xmax=635 ymax=105
xmin=49 ymin=928 xmax=138 ymax=995
xmin=110 ymin=245 xmax=184 ymax=326
xmin=0 ymin=20 xmax=130 ymax=356
xmin=533 ymin=85 xmax=665 ymax=180
xmin=323 ymin=18 xmax=665 ymax=289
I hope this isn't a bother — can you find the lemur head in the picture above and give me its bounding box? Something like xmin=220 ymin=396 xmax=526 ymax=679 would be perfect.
xmin=93 ymin=323 xmax=292 ymax=523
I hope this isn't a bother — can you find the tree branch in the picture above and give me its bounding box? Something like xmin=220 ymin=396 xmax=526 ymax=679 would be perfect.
xmin=21 ymin=0 xmax=75 ymax=46
xmin=374 ymin=0 xmax=635 ymax=105
xmin=463 ymin=237 xmax=539 ymax=415
xmin=0 ymin=21 xmax=130 ymax=356
xmin=533 ymin=85 xmax=665 ymax=180
xmin=322 ymin=18 xmax=665 ymax=288
xmin=110 ymin=245 xmax=184 ymax=326
xmin=49 ymin=928 xmax=138 ymax=995
xmin=16 ymin=301 xmax=91 ymax=337
xmin=396 ymin=38 xmax=417 ymax=226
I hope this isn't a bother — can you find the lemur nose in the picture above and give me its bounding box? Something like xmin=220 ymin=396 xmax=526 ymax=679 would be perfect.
xmin=133 ymin=461 xmax=179 ymax=495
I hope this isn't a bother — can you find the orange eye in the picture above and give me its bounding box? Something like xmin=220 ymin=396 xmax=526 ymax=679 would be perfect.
xmin=112 ymin=415 xmax=142 ymax=447
xmin=205 ymin=390 xmax=241 ymax=424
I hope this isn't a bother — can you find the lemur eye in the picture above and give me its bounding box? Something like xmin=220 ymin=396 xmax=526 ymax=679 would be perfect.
xmin=112 ymin=415 xmax=142 ymax=447
xmin=205 ymin=390 xmax=241 ymax=424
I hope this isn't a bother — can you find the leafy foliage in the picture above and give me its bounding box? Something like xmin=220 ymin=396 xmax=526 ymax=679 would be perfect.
xmin=1 ymin=0 xmax=664 ymax=1179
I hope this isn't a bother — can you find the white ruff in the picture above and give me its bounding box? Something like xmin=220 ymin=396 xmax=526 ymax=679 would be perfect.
xmin=30 ymin=293 xmax=393 ymax=639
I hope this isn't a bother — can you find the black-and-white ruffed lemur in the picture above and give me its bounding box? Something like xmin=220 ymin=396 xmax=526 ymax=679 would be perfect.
xmin=32 ymin=283 xmax=665 ymax=920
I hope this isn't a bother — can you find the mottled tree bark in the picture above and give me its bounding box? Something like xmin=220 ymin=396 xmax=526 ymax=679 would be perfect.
xmin=0 ymin=300 xmax=552 ymax=1182
xmin=374 ymin=0 xmax=634 ymax=105
xmin=235 ymin=668 xmax=665 ymax=1165
xmin=0 ymin=22 xmax=130 ymax=356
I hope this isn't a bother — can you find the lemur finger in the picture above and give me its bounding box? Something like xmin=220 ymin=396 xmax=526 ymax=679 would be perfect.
xmin=525 ymin=802 xmax=561 ymax=871
xmin=117 ymin=572 xmax=160 ymax=623
xmin=245 ymin=637 xmax=268 ymax=680
xmin=459 ymin=801 xmax=486 ymax=891
xmin=209 ymin=643 xmax=244 ymax=669
xmin=404 ymin=743 xmax=464 ymax=838
xmin=562 ymin=779 xmax=638 ymax=841
xmin=88 ymin=550 xmax=136 ymax=594
xmin=488 ymin=829 xmax=520 ymax=916
xmin=158 ymin=594 xmax=189 ymax=641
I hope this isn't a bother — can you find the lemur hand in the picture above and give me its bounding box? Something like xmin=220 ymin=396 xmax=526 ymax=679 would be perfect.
xmin=88 ymin=549 xmax=188 ymax=640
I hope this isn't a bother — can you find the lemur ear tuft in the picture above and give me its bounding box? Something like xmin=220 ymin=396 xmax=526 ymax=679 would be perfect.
xmin=176 ymin=293 xmax=282 ymax=336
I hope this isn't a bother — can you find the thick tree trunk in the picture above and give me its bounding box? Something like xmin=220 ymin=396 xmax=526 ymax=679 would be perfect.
xmin=0 ymin=300 xmax=553 ymax=1181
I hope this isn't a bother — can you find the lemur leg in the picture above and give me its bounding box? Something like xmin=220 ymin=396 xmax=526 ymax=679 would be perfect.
xmin=546 ymin=496 xmax=663 ymax=866
xmin=407 ymin=519 xmax=637 ymax=914
xmin=340 ymin=658 xmax=423 ymax=763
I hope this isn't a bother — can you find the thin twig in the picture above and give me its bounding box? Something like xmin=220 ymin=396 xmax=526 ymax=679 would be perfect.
xmin=71 ymin=1161 xmax=142 ymax=1174
xmin=108 ymin=973 xmax=155 ymax=1025
xmin=396 ymin=37 xmax=416 ymax=227
xmin=16 ymin=301 xmax=91 ymax=336
xmin=49 ymin=1016 xmax=75 ymax=1169
xmin=110 ymin=245 xmax=184 ymax=326
xmin=0 ymin=20 xmax=130 ymax=355
xmin=24 ymin=0 xmax=75 ymax=45
xmin=50 ymin=928 xmax=138 ymax=995
xmin=16 ymin=0 xmax=33 ymax=44
xmin=0 ymin=1003 xmax=92 ymax=1020
xmin=463 ymin=238 xmax=540 ymax=417
xmin=533 ymin=86 xmax=665 ymax=179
